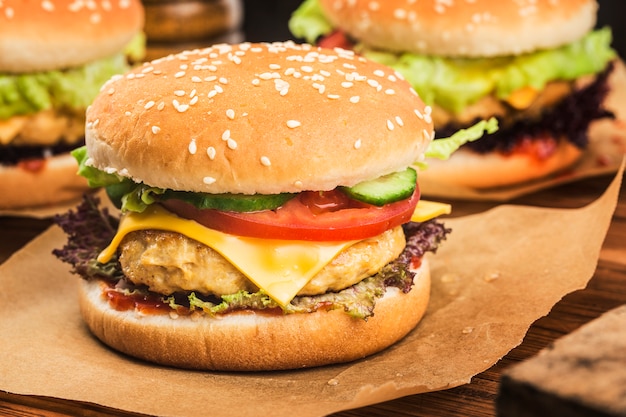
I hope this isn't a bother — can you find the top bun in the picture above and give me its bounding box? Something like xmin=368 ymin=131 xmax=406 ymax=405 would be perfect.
xmin=319 ymin=0 xmax=598 ymax=57
xmin=0 ymin=0 xmax=144 ymax=73
xmin=85 ymin=41 xmax=433 ymax=195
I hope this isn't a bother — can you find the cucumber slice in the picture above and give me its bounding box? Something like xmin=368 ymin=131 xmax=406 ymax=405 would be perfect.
xmin=162 ymin=190 xmax=296 ymax=212
xmin=342 ymin=168 xmax=417 ymax=206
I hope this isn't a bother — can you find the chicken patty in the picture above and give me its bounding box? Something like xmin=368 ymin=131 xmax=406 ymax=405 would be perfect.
xmin=118 ymin=226 xmax=406 ymax=297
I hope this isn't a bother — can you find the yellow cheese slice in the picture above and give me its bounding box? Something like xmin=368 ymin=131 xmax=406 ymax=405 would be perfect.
xmin=411 ymin=200 xmax=451 ymax=222
xmin=97 ymin=205 xmax=358 ymax=307
xmin=505 ymin=86 xmax=538 ymax=110
xmin=0 ymin=116 xmax=27 ymax=144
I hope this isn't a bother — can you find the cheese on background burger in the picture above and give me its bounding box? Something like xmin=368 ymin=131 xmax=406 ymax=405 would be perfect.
xmin=53 ymin=41 xmax=494 ymax=371
xmin=0 ymin=0 xmax=144 ymax=209
xmin=290 ymin=0 xmax=617 ymax=189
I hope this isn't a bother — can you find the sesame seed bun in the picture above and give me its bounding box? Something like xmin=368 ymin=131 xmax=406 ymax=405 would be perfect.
xmin=0 ymin=0 xmax=145 ymax=73
xmin=85 ymin=41 xmax=434 ymax=195
xmin=77 ymin=257 xmax=431 ymax=371
xmin=318 ymin=0 xmax=598 ymax=57
xmin=0 ymin=153 xmax=90 ymax=209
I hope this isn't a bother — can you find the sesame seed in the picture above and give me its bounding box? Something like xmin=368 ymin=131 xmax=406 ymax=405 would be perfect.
xmin=226 ymin=109 xmax=235 ymax=119
xmin=219 ymin=77 xmax=228 ymax=84
xmin=175 ymin=71 xmax=185 ymax=78
xmin=367 ymin=79 xmax=380 ymax=88
xmin=107 ymin=88 xmax=115 ymax=95
xmin=174 ymin=90 xmax=185 ymax=96
xmin=341 ymin=82 xmax=354 ymax=88
xmin=395 ymin=116 xmax=404 ymax=126
xmin=286 ymin=120 xmax=301 ymax=128
xmin=260 ymin=156 xmax=271 ymax=166
xmin=152 ymin=126 xmax=161 ymax=134
xmin=327 ymin=94 xmax=340 ymax=100
xmin=144 ymin=101 xmax=155 ymax=109
xmin=252 ymin=79 xmax=260 ymax=86
xmin=354 ymin=139 xmax=362 ymax=149
xmin=227 ymin=138 xmax=237 ymax=149
xmin=125 ymin=111 xmax=132 ymax=116
xmin=188 ymin=139 xmax=197 ymax=154
xmin=222 ymin=130 xmax=231 ymax=140
xmin=192 ymin=76 xmax=202 ymax=82
xmin=173 ymin=100 xmax=189 ymax=113
xmin=385 ymin=89 xmax=395 ymax=95
xmin=157 ymin=102 xmax=165 ymax=110
xmin=207 ymin=147 xmax=216 ymax=160
xmin=349 ymin=96 xmax=360 ymax=103
xmin=203 ymin=177 xmax=216 ymax=185
xmin=41 ymin=0 xmax=54 ymax=11
xmin=373 ymin=69 xmax=385 ymax=77
xmin=190 ymin=96 xmax=199 ymax=105
xmin=387 ymin=120 xmax=394 ymax=131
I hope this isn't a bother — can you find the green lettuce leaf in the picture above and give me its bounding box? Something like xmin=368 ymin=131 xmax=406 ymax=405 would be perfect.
xmin=424 ymin=117 xmax=499 ymax=162
xmin=0 ymin=53 xmax=130 ymax=119
xmin=364 ymin=28 xmax=616 ymax=114
xmin=288 ymin=0 xmax=334 ymax=44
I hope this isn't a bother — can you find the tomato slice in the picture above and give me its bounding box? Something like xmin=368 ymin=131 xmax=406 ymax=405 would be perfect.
xmin=317 ymin=31 xmax=355 ymax=51
xmin=161 ymin=187 xmax=420 ymax=241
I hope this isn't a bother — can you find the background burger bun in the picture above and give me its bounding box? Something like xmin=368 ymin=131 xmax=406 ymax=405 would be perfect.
xmin=85 ymin=41 xmax=434 ymax=195
xmin=423 ymin=138 xmax=583 ymax=189
xmin=0 ymin=154 xmax=92 ymax=209
xmin=318 ymin=0 xmax=597 ymax=57
xmin=0 ymin=0 xmax=145 ymax=73
xmin=78 ymin=258 xmax=431 ymax=371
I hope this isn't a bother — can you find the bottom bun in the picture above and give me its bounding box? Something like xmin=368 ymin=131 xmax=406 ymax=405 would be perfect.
xmin=0 ymin=153 xmax=89 ymax=209
xmin=78 ymin=258 xmax=431 ymax=371
xmin=420 ymin=138 xmax=583 ymax=189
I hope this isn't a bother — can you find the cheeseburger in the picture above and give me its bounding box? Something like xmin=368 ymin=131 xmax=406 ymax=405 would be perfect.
xmin=290 ymin=0 xmax=617 ymax=189
xmin=0 ymin=0 xmax=144 ymax=209
xmin=53 ymin=41 xmax=459 ymax=371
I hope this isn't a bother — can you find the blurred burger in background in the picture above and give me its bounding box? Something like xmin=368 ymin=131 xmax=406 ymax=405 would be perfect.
xmin=0 ymin=0 xmax=144 ymax=209
xmin=141 ymin=0 xmax=243 ymax=61
xmin=290 ymin=0 xmax=617 ymax=189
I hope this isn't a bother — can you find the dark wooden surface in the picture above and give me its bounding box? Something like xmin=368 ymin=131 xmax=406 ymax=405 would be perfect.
xmin=1 ymin=173 xmax=625 ymax=417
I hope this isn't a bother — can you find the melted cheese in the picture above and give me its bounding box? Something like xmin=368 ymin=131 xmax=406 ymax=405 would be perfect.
xmin=98 ymin=205 xmax=358 ymax=307
xmin=411 ymin=200 xmax=451 ymax=222
xmin=505 ymin=86 xmax=539 ymax=110
xmin=98 ymin=199 xmax=449 ymax=306
xmin=0 ymin=116 xmax=27 ymax=144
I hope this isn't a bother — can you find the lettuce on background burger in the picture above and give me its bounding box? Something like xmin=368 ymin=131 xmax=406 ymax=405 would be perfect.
xmin=53 ymin=41 xmax=493 ymax=371
xmin=290 ymin=0 xmax=617 ymax=189
xmin=0 ymin=0 xmax=144 ymax=209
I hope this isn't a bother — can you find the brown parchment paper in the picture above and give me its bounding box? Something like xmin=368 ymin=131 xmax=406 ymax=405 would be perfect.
xmin=0 ymin=162 xmax=623 ymax=417
xmin=419 ymin=60 xmax=626 ymax=201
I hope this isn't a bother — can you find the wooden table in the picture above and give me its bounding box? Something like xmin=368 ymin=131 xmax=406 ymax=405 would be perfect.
xmin=1 ymin=173 xmax=625 ymax=417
